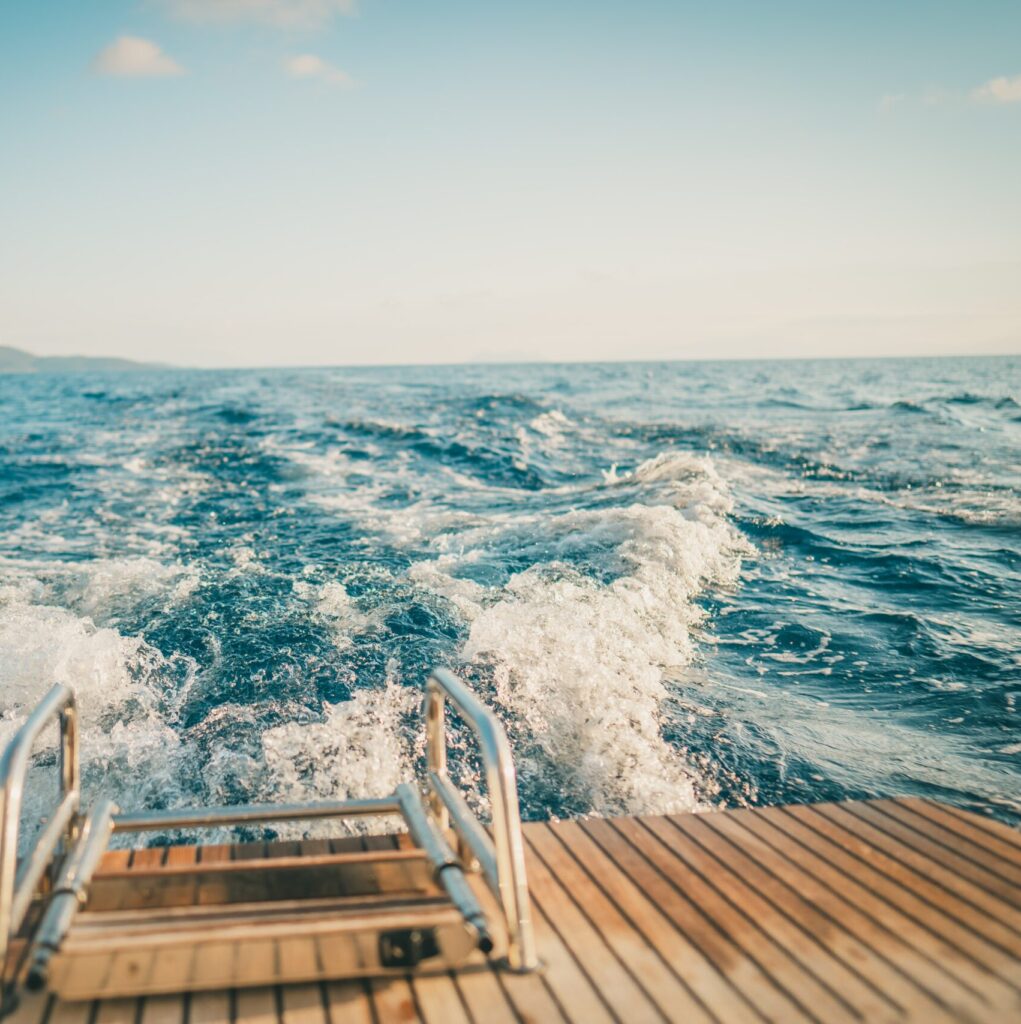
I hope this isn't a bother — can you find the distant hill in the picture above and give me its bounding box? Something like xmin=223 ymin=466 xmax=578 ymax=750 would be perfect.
xmin=0 ymin=345 xmax=169 ymax=374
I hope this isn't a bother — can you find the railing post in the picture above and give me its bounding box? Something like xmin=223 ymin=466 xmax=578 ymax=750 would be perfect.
xmin=423 ymin=668 xmax=539 ymax=971
xmin=0 ymin=684 xmax=81 ymax=1004
xmin=59 ymin=703 xmax=80 ymax=854
xmin=424 ymin=684 xmax=449 ymax=830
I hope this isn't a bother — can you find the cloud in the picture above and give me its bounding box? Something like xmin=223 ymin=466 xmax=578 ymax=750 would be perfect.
xmin=91 ymin=36 xmax=184 ymax=77
xmin=883 ymin=74 xmax=1021 ymax=112
xmin=971 ymin=74 xmax=1021 ymax=104
xmin=284 ymin=53 xmax=352 ymax=85
xmin=160 ymin=1 xmax=356 ymax=27
xmin=879 ymin=86 xmax=955 ymax=112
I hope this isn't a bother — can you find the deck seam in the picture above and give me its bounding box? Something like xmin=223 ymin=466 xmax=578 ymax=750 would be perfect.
xmin=691 ymin=810 xmax=909 ymax=1017
xmin=523 ymin=830 xmax=671 ymax=1023
xmin=543 ymin=823 xmax=720 ymax=1024
xmin=927 ymin=802 xmax=1021 ymax=848
xmin=489 ymin=967 xmax=531 ymax=1024
xmin=823 ymin=802 xmax=1021 ymax=937
xmin=652 ymin=812 xmax=858 ymax=1024
xmin=700 ymin=806 xmax=909 ymax=1007
xmin=403 ymin=978 xmax=426 ymax=1024
xmin=873 ymin=802 xmax=1021 ymax=888
xmin=849 ymin=803 xmax=1021 ymax=908
xmin=781 ymin=805 xmax=1018 ymax=993
xmin=518 ymin=851 xmax=626 ymax=1024
xmin=534 ymin=970 xmax=575 ymax=1024
xmin=595 ymin=817 xmax=777 ymax=1024
xmin=659 ymin=815 xmax=860 ymax=1024
xmin=733 ymin=807 xmax=985 ymax=1012
xmin=798 ymin=802 xmax=1019 ymax=978
xmin=835 ymin=804 xmax=1021 ymax=935
xmin=907 ymin=802 xmax=1021 ymax=862
xmin=359 ymin=979 xmax=378 ymax=1024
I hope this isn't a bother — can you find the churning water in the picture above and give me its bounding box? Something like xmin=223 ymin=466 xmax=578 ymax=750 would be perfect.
xmin=1 ymin=356 xmax=1018 ymax=838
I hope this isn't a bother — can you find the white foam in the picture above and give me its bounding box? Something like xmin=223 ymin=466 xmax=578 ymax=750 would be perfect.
xmin=292 ymin=580 xmax=375 ymax=650
xmin=412 ymin=452 xmax=751 ymax=816
xmin=0 ymin=591 xmax=196 ymax=849
xmin=259 ymin=666 xmax=418 ymax=837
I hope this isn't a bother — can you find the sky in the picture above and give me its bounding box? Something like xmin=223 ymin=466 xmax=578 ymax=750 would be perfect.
xmin=1 ymin=1 xmax=1019 ymax=367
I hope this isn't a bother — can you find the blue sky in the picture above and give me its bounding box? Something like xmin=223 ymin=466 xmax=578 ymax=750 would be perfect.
xmin=1 ymin=1 xmax=1019 ymax=366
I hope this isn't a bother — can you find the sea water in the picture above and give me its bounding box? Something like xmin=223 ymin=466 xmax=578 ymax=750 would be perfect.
xmin=1 ymin=356 xmax=1018 ymax=837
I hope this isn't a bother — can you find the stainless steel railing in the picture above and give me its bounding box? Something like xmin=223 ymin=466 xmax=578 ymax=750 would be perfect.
xmin=0 ymin=684 xmax=80 ymax=987
xmin=0 ymin=669 xmax=538 ymax=988
xmin=424 ymin=667 xmax=538 ymax=971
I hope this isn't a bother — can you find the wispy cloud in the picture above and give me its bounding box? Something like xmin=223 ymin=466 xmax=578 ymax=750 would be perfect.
xmin=971 ymin=74 xmax=1021 ymax=104
xmin=882 ymin=73 xmax=1021 ymax=112
xmin=92 ymin=36 xmax=184 ymax=77
xmin=879 ymin=93 xmax=907 ymax=113
xmin=160 ymin=0 xmax=356 ymax=28
xmin=284 ymin=53 xmax=352 ymax=85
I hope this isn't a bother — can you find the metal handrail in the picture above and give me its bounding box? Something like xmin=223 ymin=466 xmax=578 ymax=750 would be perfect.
xmin=0 ymin=684 xmax=80 ymax=980
xmin=112 ymin=796 xmax=401 ymax=833
xmin=424 ymin=667 xmax=538 ymax=971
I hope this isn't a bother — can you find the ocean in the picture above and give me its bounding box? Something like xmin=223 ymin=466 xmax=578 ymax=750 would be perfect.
xmin=1 ymin=355 xmax=1018 ymax=838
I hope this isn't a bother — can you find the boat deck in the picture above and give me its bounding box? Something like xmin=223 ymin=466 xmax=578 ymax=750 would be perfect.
xmin=8 ymin=797 xmax=1020 ymax=1024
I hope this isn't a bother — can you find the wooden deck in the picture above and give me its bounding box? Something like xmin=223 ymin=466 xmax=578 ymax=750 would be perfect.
xmin=7 ymin=797 xmax=1021 ymax=1023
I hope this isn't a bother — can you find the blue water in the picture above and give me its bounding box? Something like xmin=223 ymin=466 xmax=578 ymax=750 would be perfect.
xmin=1 ymin=356 xmax=1019 ymax=833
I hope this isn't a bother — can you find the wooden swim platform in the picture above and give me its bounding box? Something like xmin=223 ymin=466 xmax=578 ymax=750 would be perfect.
xmin=7 ymin=796 xmax=1020 ymax=1024
xmin=2 ymin=672 xmax=1019 ymax=1022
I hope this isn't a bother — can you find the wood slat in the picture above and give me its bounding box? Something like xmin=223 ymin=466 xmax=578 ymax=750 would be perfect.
xmin=189 ymin=989 xmax=232 ymax=1024
xmin=880 ymin=801 xmax=1021 ymax=887
xmin=46 ymin=998 xmax=91 ymax=1024
xmin=611 ymin=814 xmax=816 ymax=1023
xmin=822 ymin=804 xmax=1021 ymax=946
xmin=486 ymin=963 xmax=568 ymax=1024
xmin=643 ymin=814 xmax=862 ymax=1024
xmin=279 ymin=983 xmax=327 ymax=1024
xmin=94 ymin=996 xmax=140 ymax=1024
xmin=723 ymin=807 xmax=982 ymax=1020
xmin=847 ymin=803 xmax=1021 ymax=909
xmin=234 ymin=987 xmax=278 ymax=1024
xmin=564 ymin=818 xmax=763 ymax=1023
xmin=3 ymin=991 xmax=51 ymax=1024
xmin=323 ymin=980 xmax=374 ymax=1024
xmin=774 ymin=805 xmax=1021 ymax=1002
xmin=528 ymin=822 xmax=710 ymax=1023
xmin=367 ymin=976 xmax=418 ymax=1022
xmin=409 ymin=973 xmax=471 ymax=1024
xmin=926 ymin=801 xmax=1021 ymax=849
xmin=520 ymin=827 xmax=658 ymax=1023
xmin=451 ymin=968 xmax=519 ymax=1024
xmin=13 ymin=799 xmax=1021 ymax=1023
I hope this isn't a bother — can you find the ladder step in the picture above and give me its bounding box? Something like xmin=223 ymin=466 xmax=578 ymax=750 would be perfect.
xmin=47 ymin=903 xmax=481 ymax=1000
xmin=84 ymin=851 xmax=437 ymax=911
xmin=70 ymin=892 xmax=452 ymax=935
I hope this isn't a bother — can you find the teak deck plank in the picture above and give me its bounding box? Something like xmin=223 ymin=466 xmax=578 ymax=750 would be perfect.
xmin=845 ymin=802 xmax=1021 ymax=911
xmin=822 ymin=803 xmax=1021 ymax=946
xmin=528 ymin=822 xmax=707 ymax=1022
xmin=769 ymin=805 xmax=1019 ymax=1005
xmin=906 ymin=799 xmax=1021 ymax=864
xmin=721 ymin=807 xmax=977 ymax=1020
xmin=555 ymin=818 xmax=755 ymax=1023
xmin=645 ymin=814 xmax=867 ymax=1023
xmin=930 ymin=800 xmax=1021 ymax=849
xmin=608 ymin=814 xmax=811 ymax=1023
xmin=9 ymin=798 xmax=1020 ymax=1024
xmin=874 ymin=800 xmax=1021 ymax=889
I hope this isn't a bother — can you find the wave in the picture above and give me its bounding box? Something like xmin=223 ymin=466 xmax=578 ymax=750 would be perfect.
xmin=410 ymin=451 xmax=751 ymax=817
xmin=0 ymin=587 xmax=198 ymax=848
